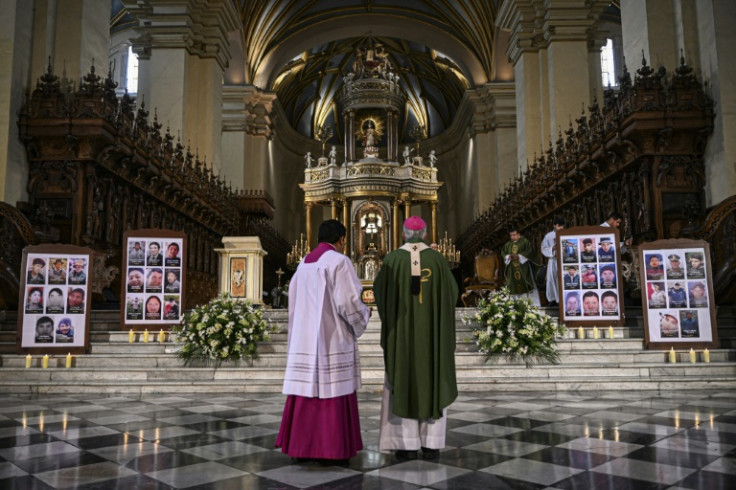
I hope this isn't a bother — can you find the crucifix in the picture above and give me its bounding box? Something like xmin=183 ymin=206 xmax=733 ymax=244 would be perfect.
xmin=276 ymin=267 xmax=284 ymax=287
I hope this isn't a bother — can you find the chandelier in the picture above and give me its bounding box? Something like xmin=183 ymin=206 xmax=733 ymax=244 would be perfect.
xmin=286 ymin=233 xmax=310 ymax=270
xmin=438 ymin=231 xmax=460 ymax=269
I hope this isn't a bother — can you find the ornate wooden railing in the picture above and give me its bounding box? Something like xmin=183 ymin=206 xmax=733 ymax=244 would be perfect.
xmin=681 ymin=194 xmax=736 ymax=303
xmin=7 ymin=61 xmax=289 ymax=308
xmin=457 ymin=55 xmax=718 ymax=297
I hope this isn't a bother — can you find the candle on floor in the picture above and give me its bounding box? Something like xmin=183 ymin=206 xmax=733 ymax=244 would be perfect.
xmin=577 ymin=326 xmax=585 ymax=339
xmin=143 ymin=329 xmax=149 ymax=343
xmin=66 ymin=353 xmax=72 ymax=369
xmin=25 ymin=354 xmax=32 ymax=369
xmin=668 ymin=347 xmax=676 ymax=363
xmin=608 ymin=326 xmax=614 ymax=339
xmin=129 ymin=329 xmax=135 ymax=343
xmin=689 ymin=348 xmax=696 ymax=363
xmin=592 ymin=327 xmax=599 ymax=339
xmin=42 ymin=354 xmax=49 ymax=369
xmin=703 ymin=348 xmax=710 ymax=363
xmin=159 ymin=329 xmax=165 ymax=343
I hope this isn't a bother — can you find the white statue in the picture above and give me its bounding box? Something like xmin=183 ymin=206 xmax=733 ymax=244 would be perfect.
xmin=329 ymin=146 xmax=337 ymax=165
xmin=428 ymin=150 xmax=438 ymax=167
xmin=402 ymin=146 xmax=413 ymax=165
xmin=304 ymin=152 xmax=314 ymax=168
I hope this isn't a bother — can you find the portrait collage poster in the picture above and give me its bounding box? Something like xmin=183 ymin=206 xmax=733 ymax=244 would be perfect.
xmin=17 ymin=245 xmax=92 ymax=353
xmin=556 ymin=226 xmax=625 ymax=325
xmin=639 ymin=239 xmax=717 ymax=349
xmin=122 ymin=230 xmax=186 ymax=327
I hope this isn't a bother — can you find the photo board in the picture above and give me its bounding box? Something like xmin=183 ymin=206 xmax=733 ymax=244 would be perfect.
xmin=639 ymin=239 xmax=717 ymax=349
xmin=556 ymin=226 xmax=625 ymax=326
xmin=17 ymin=244 xmax=93 ymax=354
xmin=121 ymin=229 xmax=186 ymax=329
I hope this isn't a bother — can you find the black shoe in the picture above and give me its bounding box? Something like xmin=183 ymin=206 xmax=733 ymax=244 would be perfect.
xmin=547 ymin=301 xmax=558 ymax=307
xmin=395 ymin=450 xmax=418 ymax=461
xmin=421 ymin=447 xmax=440 ymax=460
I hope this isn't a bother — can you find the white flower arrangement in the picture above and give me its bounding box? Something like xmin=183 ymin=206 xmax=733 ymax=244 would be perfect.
xmin=463 ymin=287 xmax=566 ymax=367
xmin=173 ymin=292 xmax=274 ymax=367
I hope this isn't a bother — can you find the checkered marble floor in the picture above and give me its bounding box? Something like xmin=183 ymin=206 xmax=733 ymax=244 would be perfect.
xmin=0 ymin=391 xmax=735 ymax=489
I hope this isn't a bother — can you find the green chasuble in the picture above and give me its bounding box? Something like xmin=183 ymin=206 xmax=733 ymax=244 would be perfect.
xmin=501 ymin=236 xmax=536 ymax=294
xmin=373 ymin=245 xmax=458 ymax=420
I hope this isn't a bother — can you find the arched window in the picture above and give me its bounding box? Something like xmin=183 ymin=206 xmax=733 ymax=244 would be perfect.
xmin=600 ymin=38 xmax=617 ymax=87
xmin=126 ymin=46 xmax=139 ymax=94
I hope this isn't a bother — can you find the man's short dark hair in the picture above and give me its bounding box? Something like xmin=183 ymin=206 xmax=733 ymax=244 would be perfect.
xmin=168 ymin=242 xmax=180 ymax=251
xmin=606 ymin=212 xmax=623 ymax=221
xmin=601 ymin=291 xmax=617 ymax=302
xmin=36 ymin=316 xmax=53 ymax=327
xmin=70 ymin=288 xmax=85 ymax=297
xmin=318 ymin=219 xmax=346 ymax=244
xmin=583 ymin=291 xmax=598 ymax=300
xmin=552 ymin=217 xmax=565 ymax=226
xmin=508 ymin=226 xmax=520 ymax=234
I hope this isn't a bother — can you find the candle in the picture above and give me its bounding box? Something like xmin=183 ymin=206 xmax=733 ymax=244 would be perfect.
xmin=577 ymin=326 xmax=585 ymax=339
xmin=689 ymin=348 xmax=696 ymax=363
xmin=159 ymin=329 xmax=165 ymax=343
xmin=608 ymin=326 xmax=614 ymax=339
xmin=669 ymin=347 xmax=676 ymax=363
xmin=592 ymin=327 xmax=599 ymax=339
xmin=25 ymin=354 xmax=32 ymax=369
xmin=129 ymin=329 xmax=135 ymax=343
xmin=42 ymin=354 xmax=49 ymax=369
xmin=143 ymin=329 xmax=149 ymax=343
xmin=704 ymin=348 xmax=710 ymax=363
xmin=65 ymin=353 xmax=72 ymax=369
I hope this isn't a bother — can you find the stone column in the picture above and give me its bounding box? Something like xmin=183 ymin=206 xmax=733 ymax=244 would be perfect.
xmin=498 ymin=0 xmax=608 ymax=169
xmin=392 ymin=198 xmax=400 ymax=250
xmin=331 ymin=199 xmax=338 ymax=220
xmin=342 ymin=199 xmax=350 ymax=256
xmin=305 ymin=202 xmax=313 ymax=249
xmin=123 ymin=0 xmax=239 ymax=172
xmin=430 ymin=202 xmax=438 ymax=244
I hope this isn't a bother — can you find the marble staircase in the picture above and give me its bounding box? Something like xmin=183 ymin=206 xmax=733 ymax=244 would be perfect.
xmin=0 ymin=307 xmax=735 ymax=395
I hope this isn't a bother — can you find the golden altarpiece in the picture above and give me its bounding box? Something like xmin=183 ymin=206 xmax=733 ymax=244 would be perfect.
xmin=298 ymin=41 xmax=442 ymax=285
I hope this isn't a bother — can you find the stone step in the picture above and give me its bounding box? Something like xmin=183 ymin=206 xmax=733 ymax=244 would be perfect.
xmin=3 ymin=347 xmax=732 ymax=369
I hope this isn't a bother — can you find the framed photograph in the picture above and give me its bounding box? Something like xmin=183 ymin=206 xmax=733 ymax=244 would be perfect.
xmin=229 ymin=257 xmax=247 ymax=298
xmin=121 ymin=229 xmax=186 ymax=329
xmin=17 ymin=245 xmax=93 ymax=354
xmin=556 ymin=226 xmax=625 ymax=327
xmin=639 ymin=239 xmax=717 ymax=349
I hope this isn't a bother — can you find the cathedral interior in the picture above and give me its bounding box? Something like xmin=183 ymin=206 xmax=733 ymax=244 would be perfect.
xmin=0 ymin=1 xmax=735 ymax=488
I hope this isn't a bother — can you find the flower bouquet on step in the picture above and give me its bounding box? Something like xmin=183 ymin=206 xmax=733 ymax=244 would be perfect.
xmin=463 ymin=287 xmax=566 ymax=367
xmin=173 ymin=292 xmax=274 ymax=367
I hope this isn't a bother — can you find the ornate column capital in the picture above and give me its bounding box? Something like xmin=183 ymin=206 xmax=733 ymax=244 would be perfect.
xmin=122 ymin=0 xmax=240 ymax=71
xmin=222 ymin=85 xmax=276 ymax=137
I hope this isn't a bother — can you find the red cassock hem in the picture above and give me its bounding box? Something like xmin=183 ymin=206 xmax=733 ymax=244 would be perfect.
xmin=275 ymin=392 xmax=363 ymax=459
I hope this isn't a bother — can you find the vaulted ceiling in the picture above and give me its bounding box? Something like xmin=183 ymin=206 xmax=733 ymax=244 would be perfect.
xmin=112 ymin=1 xmax=620 ymax=143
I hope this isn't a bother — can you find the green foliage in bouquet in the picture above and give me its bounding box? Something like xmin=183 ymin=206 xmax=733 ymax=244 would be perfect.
xmin=173 ymin=292 xmax=274 ymax=367
xmin=463 ymin=287 xmax=566 ymax=367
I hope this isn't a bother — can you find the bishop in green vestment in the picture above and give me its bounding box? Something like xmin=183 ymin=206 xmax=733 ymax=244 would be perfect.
xmin=502 ymin=228 xmax=536 ymax=294
xmin=373 ymin=216 xmax=458 ymax=460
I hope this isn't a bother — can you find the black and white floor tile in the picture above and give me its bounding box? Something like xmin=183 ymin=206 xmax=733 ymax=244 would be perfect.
xmin=0 ymin=390 xmax=734 ymax=489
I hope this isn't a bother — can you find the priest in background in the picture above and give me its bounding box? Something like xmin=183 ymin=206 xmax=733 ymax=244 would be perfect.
xmin=502 ymin=227 xmax=539 ymax=305
xmin=541 ymin=218 xmax=565 ymax=306
xmin=276 ymin=220 xmax=371 ymax=463
xmin=373 ymin=216 xmax=458 ymax=461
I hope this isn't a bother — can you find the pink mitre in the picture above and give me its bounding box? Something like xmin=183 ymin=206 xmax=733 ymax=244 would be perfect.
xmin=404 ymin=216 xmax=426 ymax=230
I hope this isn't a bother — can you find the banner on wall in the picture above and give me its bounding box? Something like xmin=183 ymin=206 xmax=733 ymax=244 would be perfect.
xmin=17 ymin=245 xmax=93 ymax=354
xmin=639 ymin=239 xmax=718 ymax=349
xmin=121 ymin=229 xmax=186 ymax=329
xmin=556 ymin=226 xmax=625 ymax=326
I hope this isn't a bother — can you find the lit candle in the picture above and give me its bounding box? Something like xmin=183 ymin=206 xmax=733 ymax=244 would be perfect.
xmin=669 ymin=347 xmax=676 ymax=363
xmin=689 ymin=348 xmax=696 ymax=363
xmin=66 ymin=353 xmax=72 ymax=369
xmin=129 ymin=329 xmax=135 ymax=343
xmin=42 ymin=354 xmax=49 ymax=369
xmin=577 ymin=326 xmax=585 ymax=339
xmin=25 ymin=354 xmax=32 ymax=369
xmin=143 ymin=329 xmax=149 ymax=343
xmin=592 ymin=327 xmax=599 ymax=339
xmin=703 ymin=348 xmax=710 ymax=363
xmin=159 ymin=329 xmax=165 ymax=343
xmin=608 ymin=326 xmax=614 ymax=339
